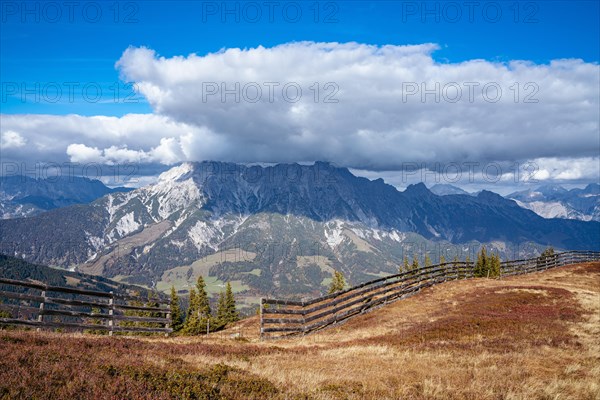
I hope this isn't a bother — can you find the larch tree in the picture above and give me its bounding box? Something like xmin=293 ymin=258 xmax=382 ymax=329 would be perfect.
xmin=328 ymin=270 xmax=346 ymax=294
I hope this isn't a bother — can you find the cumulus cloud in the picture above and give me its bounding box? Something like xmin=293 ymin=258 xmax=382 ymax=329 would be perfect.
xmin=1 ymin=41 xmax=599 ymax=188
xmin=1 ymin=130 xmax=27 ymax=149
xmin=111 ymin=42 xmax=599 ymax=171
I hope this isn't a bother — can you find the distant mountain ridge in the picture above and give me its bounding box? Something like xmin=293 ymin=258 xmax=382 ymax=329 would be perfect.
xmin=0 ymin=175 xmax=131 ymax=219
xmin=0 ymin=162 xmax=598 ymax=301
xmin=508 ymin=183 xmax=600 ymax=222
xmin=429 ymin=184 xmax=472 ymax=196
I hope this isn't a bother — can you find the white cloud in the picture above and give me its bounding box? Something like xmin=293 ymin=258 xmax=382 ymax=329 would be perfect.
xmin=1 ymin=130 xmax=27 ymax=149
xmin=1 ymin=41 xmax=598 ymax=190
xmin=113 ymin=42 xmax=599 ymax=169
xmin=66 ymin=144 xmax=103 ymax=163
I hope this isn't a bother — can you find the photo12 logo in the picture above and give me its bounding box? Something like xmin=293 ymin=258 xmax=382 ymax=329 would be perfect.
xmin=200 ymin=1 xmax=340 ymax=23
xmin=1 ymin=81 xmax=141 ymax=104
xmin=400 ymin=1 xmax=540 ymax=23
xmin=1 ymin=1 xmax=140 ymax=24
xmin=201 ymin=81 xmax=340 ymax=103
xmin=1 ymin=162 xmax=141 ymax=186
xmin=401 ymin=81 xmax=539 ymax=104
xmin=399 ymin=161 xmax=541 ymax=184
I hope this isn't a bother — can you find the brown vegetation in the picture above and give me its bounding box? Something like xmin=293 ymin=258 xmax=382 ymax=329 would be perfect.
xmin=1 ymin=262 xmax=599 ymax=399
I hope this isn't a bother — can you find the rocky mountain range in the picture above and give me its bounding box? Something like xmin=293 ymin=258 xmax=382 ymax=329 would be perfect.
xmin=0 ymin=162 xmax=598 ymax=306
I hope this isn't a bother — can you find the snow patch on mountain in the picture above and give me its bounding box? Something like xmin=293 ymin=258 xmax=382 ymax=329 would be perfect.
xmin=85 ymin=232 xmax=105 ymax=251
xmin=110 ymin=212 xmax=141 ymax=239
xmin=325 ymin=220 xmax=344 ymax=249
xmin=388 ymin=230 xmax=404 ymax=242
xmin=188 ymin=220 xmax=221 ymax=251
xmin=146 ymin=178 xmax=204 ymax=220
xmin=157 ymin=162 xmax=195 ymax=182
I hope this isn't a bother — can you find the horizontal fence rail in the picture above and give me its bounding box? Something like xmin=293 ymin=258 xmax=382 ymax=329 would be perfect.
xmin=0 ymin=278 xmax=172 ymax=335
xmin=260 ymin=250 xmax=600 ymax=340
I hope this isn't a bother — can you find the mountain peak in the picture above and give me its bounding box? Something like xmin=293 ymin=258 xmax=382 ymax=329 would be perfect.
xmin=157 ymin=162 xmax=196 ymax=182
xmin=430 ymin=184 xmax=470 ymax=196
xmin=404 ymin=182 xmax=431 ymax=195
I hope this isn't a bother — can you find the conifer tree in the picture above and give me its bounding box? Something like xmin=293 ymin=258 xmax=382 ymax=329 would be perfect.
xmin=224 ymin=282 xmax=239 ymax=324
xmin=169 ymin=286 xmax=184 ymax=332
xmin=215 ymin=290 xmax=227 ymax=329
xmin=490 ymin=253 xmax=501 ymax=278
xmin=411 ymin=255 xmax=420 ymax=277
xmin=328 ymin=270 xmax=346 ymax=294
xmin=537 ymin=247 xmax=556 ymax=268
xmin=182 ymin=276 xmax=212 ymax=335
xmin=195 ymin=276 xmax=211 ymax=318
xmin=402 ymin=255 xmax=409 ymax=272
xmin=439 ymin=255 xmax=446 ymax=265
xmin=182 ymin=288 xmax=198 ymax=334
xmin=424 ymin=254 xmax=432 ymax=267
xmin=475 ymin=246 xmax=488 ymax=277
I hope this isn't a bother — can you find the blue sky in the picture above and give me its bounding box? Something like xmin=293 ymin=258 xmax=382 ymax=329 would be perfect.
xmin=2 ymin=0 xmax=599 ymax=115
xmin=0 ymin=1 xmax=599 ymax=192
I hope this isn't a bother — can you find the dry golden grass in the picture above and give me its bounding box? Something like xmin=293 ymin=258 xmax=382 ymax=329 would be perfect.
xmin=1 ymin=262 xmax=599 ymax=399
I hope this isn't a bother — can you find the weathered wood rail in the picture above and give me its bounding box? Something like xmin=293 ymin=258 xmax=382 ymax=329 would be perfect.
xmin=260 ymin=250 xmax=600 ymax=340
xmin=0 ymin=278 xmax=172 ymax=335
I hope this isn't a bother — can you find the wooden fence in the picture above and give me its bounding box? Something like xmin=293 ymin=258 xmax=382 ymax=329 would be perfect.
xmin=0 ymin=278 xmax=172 ymax=335
xmin=260 ymin=250 xmax=600 ymax=340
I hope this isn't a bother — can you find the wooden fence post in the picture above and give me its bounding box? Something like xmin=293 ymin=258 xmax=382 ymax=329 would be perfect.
xmin=37 ymin=290 xmax=46 ymax=332
xmin=259 ymin=298 xmax=264 ymax=341
xmin=108 ymin=291 xmax=114 ymax=337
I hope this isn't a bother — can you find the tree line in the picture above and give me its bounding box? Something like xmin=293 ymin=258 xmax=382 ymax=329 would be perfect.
xmin=169 ymin=276 xmax=239 ymax=335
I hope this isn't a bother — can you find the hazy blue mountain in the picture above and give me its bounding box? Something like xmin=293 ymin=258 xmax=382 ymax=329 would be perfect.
xmin=0 ymin=175 xmax=131 ymax=219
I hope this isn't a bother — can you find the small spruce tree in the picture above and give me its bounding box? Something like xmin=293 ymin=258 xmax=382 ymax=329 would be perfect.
xmin=224 ymin=282 xmax=239 ymax=324
xmin=183 ymin=276 xmax=212 ymax=335
xmin=490 ymin=253 xmax=501 ymax=278
xmin=475 ymin=246 xmax=488 ymax=277
xmin=402 ymin=255 xmax=409 ymax=273
xmin=215 ymin=290 xmax=227 ymax=329
xmin=424 ymin=254 xmax=432 ymax=267
xmin=169 ymin=286 xmax=184 ymax=332
xmin=537 ymin=247 xmax=556 ymax=268
xmin=411 ymin=255 xmax=420 ymax=276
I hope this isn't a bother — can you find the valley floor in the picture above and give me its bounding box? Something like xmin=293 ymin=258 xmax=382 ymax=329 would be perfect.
xmin=1 ymin=262 xmax=599 ymax=399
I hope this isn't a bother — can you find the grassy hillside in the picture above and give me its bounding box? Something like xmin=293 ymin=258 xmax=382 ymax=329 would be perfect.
xmin=1 ymin=261 xmax=598 ymax=399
